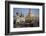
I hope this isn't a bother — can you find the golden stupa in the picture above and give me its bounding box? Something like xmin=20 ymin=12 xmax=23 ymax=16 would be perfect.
xmin=25 ymin=9 xmax=33 ymax=23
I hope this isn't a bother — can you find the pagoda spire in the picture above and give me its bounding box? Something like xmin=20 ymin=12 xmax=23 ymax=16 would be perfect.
xmin=28 ymin=8 xmax=32 ymax=17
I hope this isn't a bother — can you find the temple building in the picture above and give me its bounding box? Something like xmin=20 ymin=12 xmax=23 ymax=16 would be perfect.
xmin=14 ymin=8 xmax=39 ymax=27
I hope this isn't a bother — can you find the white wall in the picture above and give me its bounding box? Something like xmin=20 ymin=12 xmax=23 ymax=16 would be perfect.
xmin=0 ymin=0 xmax=46 ymax=36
